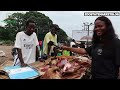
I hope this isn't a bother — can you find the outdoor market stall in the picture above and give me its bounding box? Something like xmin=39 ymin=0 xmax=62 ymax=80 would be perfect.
xmin=0 ymin=55 xmax=91 ymax=79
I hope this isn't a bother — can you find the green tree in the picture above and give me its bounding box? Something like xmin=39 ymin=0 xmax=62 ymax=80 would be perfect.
xmin=4 ymin=12 xmax=24 ymax=32
xmin=23 ymin=11 xmax=53 ymax=40
xmin=57 ymin=29 xmax=68 ymax=42
xmin=3 ymin=12 xmax=25 ymax=41
xmin=2 ymin=11 xmax=68 ymax=42
xmin=23 ymin=11 xmax=68 ymax=41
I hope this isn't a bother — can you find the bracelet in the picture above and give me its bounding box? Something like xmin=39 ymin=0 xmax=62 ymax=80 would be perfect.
xmin=38 ymin=57 xmax=41 ymax=59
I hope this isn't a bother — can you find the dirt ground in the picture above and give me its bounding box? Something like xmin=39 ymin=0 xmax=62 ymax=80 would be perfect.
xmin=0 ymin=45 xmax=14 ymax=61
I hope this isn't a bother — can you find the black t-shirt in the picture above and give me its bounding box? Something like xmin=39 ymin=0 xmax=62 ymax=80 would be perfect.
xmin=85 ymin=38 xmax=120 ymax=79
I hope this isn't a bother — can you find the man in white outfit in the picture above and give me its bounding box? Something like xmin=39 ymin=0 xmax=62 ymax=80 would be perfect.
xmin=14 ymin=19 xmax=40 ymax=67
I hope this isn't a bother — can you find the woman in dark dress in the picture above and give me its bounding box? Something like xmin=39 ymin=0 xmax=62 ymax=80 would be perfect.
xmin=61 ymin=16 xmax=120 ymax=79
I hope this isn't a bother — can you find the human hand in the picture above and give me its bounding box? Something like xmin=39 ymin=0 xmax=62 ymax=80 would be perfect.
xmin=118 ymin=75 xmax=120 ymax=79
xmin=59 ymin=45 xmax=68 ymax=50
xmin=118 ymin=73 xmax=120 ymax=79
xmin=38 ymin=57 xmax=45 ymax=62
xmin=48 ymin=41 xmax=54 ymax=46
xmin=21 ymin=63 xmax=28 ymax=67
xmin=118 ymin=68 xmax=120 ymax=79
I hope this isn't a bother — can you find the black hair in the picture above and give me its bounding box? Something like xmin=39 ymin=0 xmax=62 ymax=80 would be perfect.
xmin=92 ymin=16 xmax=117 ymax=45
xmin=50 ymin=24 xmax=60 ymax=30
xmin=72 ymin=39 xmax=75 ymax=42
xmin=26 ymin=19 xmax=35 ymax=27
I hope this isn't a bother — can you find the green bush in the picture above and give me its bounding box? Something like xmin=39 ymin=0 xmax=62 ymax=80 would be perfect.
xmin=0 ymin=40 xmax=14 ymax=45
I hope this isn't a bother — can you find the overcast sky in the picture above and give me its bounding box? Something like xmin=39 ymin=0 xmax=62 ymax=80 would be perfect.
xmin=0 ymin=11 xmax=120 ymax=39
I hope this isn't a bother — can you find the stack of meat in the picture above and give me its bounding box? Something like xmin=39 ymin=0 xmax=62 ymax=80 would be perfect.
xmin=40 ymin=56 xmax=91 ymax=79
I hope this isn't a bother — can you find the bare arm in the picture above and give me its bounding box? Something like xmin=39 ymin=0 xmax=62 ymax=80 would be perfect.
xmin=118 ymin=67 xmax=120 ymax=79
xmin=47 ymin=41 xmax=54 ymax=55
xmin=48 ymin=45 xmax=51 ymax=55
xmin=61 ymin=46 xmax=87 ymax=55
xmin=36 ymin=46 xmax=40 ymax=59
xmin=17 ymin=48 xmax=27 ymax=67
